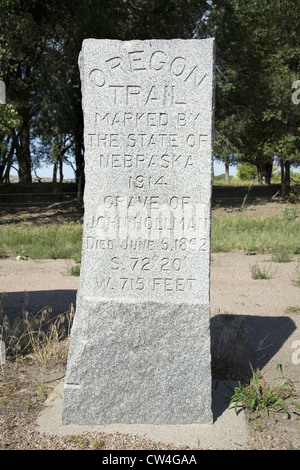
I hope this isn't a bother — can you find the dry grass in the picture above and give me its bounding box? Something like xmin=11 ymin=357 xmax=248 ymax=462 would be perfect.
xmin=0 ymin=295 xmax=74 ymax=365
xmin=0 ymin=301 xmax=74 ymax=449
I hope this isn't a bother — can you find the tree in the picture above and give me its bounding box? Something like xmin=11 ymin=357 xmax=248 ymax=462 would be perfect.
xmin=208 ymin=0 xmax=273 ymax=182
xmin=122 ymin=0 xmax=208 ymax=40
xmin=256 ymin=0 xmax=300 ymax=191
xmin=208 ymin=0 xmax=300 ymax=186
xmin=0 ymin=0 xmax=75 ymax=183
xmin=0 ymin=102 xmax=21 ymax=182
xmin=33 ymin=0 xmax=210 ymax=197
xmin=1 ymin=0 xmax=211 ymax=189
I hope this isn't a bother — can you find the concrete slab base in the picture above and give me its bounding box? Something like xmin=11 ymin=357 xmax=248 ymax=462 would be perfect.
xmin=37 ymin=380 xmax=248 ymax=450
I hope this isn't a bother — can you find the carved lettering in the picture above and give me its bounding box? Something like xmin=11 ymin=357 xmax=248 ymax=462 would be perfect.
xmin=82 ymin=40 xmax=214 ymax=299
xmin=105 ymin=84 xmax=186 ymax=106
xmin=95 ymin=112 xmax=169 ymax=127
xmin=91 ymin=49 xmax=209 ymax=90
xmin=95 ymin=276 xmax=197 ymax=293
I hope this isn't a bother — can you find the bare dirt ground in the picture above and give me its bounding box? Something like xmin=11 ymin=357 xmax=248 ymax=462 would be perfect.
xmin=0 ymin=195 xmax=300 ymax=450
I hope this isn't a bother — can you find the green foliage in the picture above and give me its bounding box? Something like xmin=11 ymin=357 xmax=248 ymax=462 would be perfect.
xmin=236 ymin=163 xmax=258 ymax=181
xmin=0 ymin=104 xmax=21 ymax=135
xmin=208 ymin=0 xmax=300 ymax=181
xmin=2 ymin=0 xmax=300 ymax=185
xmin=250 ymin=262 xmax=276 ymax=280
xmin=1 ymin=0 xmax=209 ymax=182
xmin=226 ymin=363 xmax=300 ymax=419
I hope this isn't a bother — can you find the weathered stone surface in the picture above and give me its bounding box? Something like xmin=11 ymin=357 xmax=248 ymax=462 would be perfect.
xmin=0 ymin=80 xmax=5 ymax=104
xmin=0 ymin=340 xmax=6 ymax=365
xmin=62 ymin=38 xmax=215 ymax=425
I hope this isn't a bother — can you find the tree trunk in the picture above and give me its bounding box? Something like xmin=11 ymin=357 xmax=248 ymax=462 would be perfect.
xmin=284 ymin=160 xmax=290 ymax=187
xmin=74 ymin=129 xmax=84 ymax=203
xmin=280 ymin=157 xmax=285 ymax=184
xmin=3 ymin=139 xmax=15 ymax=184
xmin=280 ymin=159 xmax=291 ymax=198
xmin=280 ymin=157 xmax=286 ymax=197
xmin=0 ymin=165 xmax=4 ymax=183
xmin=257 ymin=160 xmax=273 ymax=185
xmin=224 ymin=159 xmax=230 ymax=185
xmin=17 ymin=123 xmax=32 ymax=184
xmin=59 ymin=155 xmax=63 ymax=184
xmin=53 ymin=161 xmax=57 ymax=183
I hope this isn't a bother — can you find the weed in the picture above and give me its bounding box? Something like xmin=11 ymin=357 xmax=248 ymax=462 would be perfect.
xmin=70 ymin=435 xmax=89 ymax=450
xmin=285 ymin=305 xmax=300 ymax=314
xmin=0 ymin=301 xmax=75 ymax=365
xmin=70 ymin=264 xmax=81 ymax=276
xmin=272 ymin=249 xmax=293 ymax=263
xmin=24 ymin=401 xmax=31 ymax=412
xmin=91 ymin=437 xmax=104 ymax=450
xmin=250 ymin=263 xmax=276 ymax=280
xmin=70 ymin=435 xmax=104 ymax=450
xmin=226 ymin=363 xmax=300 ymax=419
xmin=240 ymin=182 xmax=254 ymax=212
xmin=38 ymin=381 xmax=46 ymax=400
xmin=243 ymin=243 xmax=257 ymax=255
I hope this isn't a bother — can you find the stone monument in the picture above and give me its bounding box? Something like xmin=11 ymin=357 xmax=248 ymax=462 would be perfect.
xmin=62 ymin=38 xmax=215 ymax=425
xmin=0 ymin=340 xmax=6 ymax=365
xmin=0 ymin=80 xmax=6 ymax=105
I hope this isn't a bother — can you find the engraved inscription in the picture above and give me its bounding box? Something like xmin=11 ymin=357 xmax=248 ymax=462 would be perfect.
xmin=87 ymin=133 xmax=208 ymax=149
xmin=98 ymin=155 xmax=193 ymax=170
xmin=89 ymin=48 xmax=208 ymax=89
xmin=96 ymin=275 xmax=196 ymax=293
xmin=83 ymin=41 xmax=213 ymax=299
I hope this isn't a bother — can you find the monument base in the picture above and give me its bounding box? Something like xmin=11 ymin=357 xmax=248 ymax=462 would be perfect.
xmin=62 ymin=298 xmax=213 ymax=425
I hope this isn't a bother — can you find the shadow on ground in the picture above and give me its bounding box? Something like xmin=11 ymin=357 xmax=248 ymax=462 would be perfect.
xmin=0 ymin=290 xmax=77 ymax=322
xmin=211 ymin=313 xmax=297 ymax=420
xmin=212 ymin=184 xmax=282 ymax=208
xmin=211 ymin=314 xmax=296 ymax=382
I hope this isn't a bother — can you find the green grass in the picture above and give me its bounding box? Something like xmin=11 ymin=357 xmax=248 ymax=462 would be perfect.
xmin=211 ymin=214 xmax=300 ymax=255
xmin=0 ymin=223 xmax=83 ymax=262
